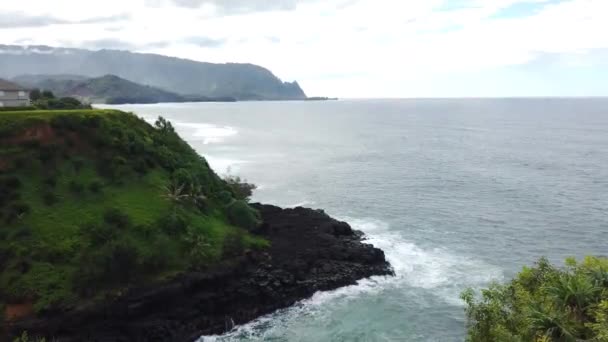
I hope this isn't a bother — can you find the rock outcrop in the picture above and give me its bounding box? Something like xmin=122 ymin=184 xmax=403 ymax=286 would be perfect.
xmin=6 ymin=204 xmax=392 ymax=341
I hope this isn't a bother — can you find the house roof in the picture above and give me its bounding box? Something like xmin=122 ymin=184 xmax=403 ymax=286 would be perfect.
xmin=0 ymin=78 xmax=27 ymax=91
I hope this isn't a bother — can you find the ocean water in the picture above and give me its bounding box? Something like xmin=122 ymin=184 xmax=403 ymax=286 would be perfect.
xmin=102 ymin=99 xmax=608 ymax=341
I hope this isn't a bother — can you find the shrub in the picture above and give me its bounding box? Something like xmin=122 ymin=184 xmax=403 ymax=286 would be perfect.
xmin=224 ymin=175 xmax=257 ymax=201
xmin=75 ymin=238 xmax=141 ymax=290
xmin=103 ymin=208 xmax=131 ymax=229
xmin=72 ymin=158 xmax=85 ymax=171
xmin=42 ymin=176 xmax=57 ymax=188
xmin=41 ymin=192 xmax=58 ymax=206
xmin=172 ymin=168 xmax=195 ymax=192
xmin=38 ymin=146 xmax=56 ymax=164
xmin=157 ymin=211 xmax=188 ymax=236
xmin=13 ymin=157 xmax=27 ymax=169
xmin=217 ymin=190 xmax=234 ymax=206
xmin=0 ymin=176 xmax=21 ymax=190
xmin=140 ymin=236 xmax=175 ymax=272
xmin=80 ymin=222 xmax=117 ymax=247
xmin=462 ymin=256 xmax=608 ymax=342
xmin=227 ymin=200 xmax=260 ymax=231
xmin=5 ymin=203 xmax=30 ymax=223
xmin=88 ymin=181 xmax=103 ymax=194
xmin=68 ymin=181 xmax=84 ymax=194
xmin=132 ymin=158 xmax=148 ymax=175
xmin=154 ymin=116 xmax=175 ymax=133
xmin=222 ymin=230 xmax=245 ymax=258
xmin=183 ymin=226 xmax=211 ymax=267
xmin=10 ymin=226 xmax=32 ymax=240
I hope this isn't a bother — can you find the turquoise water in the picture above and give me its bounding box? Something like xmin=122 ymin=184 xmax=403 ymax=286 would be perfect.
xmin=103 ymin=99 xmax=608 ymax=341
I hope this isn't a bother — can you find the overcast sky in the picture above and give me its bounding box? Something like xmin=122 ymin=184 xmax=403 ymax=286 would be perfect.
xmin=1 ymin=0 xmax=607 ymax=97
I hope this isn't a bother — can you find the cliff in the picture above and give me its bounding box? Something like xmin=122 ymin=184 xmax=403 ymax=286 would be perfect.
xmin=0 ymin=45 xmax=307 ymax=101
xmin=0 ymin=109 xmax=390 ymax=341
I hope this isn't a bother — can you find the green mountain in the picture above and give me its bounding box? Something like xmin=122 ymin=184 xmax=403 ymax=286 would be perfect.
xmin=13 ymin=74 xmax=234 ymax=104
xmin=0 ymin=109 xmax=265 ymax=315
xmin=0 ymin=45 xmax=307 ymax=100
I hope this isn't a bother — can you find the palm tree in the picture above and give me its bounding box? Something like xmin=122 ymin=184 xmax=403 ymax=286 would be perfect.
xmin=162 ymin=181 xmax=189 ymax=204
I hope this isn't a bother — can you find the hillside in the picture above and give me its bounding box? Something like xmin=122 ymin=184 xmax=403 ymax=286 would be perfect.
xmin=13 ymin=74 xmax=234 ymax=104
xmin=0 ymin=110 xmax=266 ymax=316
xmin=0 ymin=45 xmax=307 ymax=101
xmin=0 ymin=110 xmax=390 ymax=341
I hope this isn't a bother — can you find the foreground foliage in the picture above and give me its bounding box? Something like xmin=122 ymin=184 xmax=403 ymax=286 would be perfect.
xmin=0 ymin=110 xmax=266 ymax=316
xmin=462 ymin=256 xmax=608 ymax=341
xmin=29 ymin=89 xmax=91 ymax=110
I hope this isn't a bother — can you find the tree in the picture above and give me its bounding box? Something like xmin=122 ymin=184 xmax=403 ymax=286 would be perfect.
xmin=462 ymin=256 xmax=608 ymax=342
xmin=29 ymin=89 xmax=42 ymax=101
xmin=41 ymin=90 xmax=55 ymax=99
xmin=224 ymin=175 xmax=257 ymax=201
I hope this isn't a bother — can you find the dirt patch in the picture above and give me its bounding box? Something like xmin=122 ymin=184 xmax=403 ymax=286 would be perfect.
xmin=4 ymin=123 xmax=56 ymax=145
xmin=5 ymin=302 xmax=34 ymax=322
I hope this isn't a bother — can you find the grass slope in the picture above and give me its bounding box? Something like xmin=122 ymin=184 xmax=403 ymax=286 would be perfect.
xmin=0 ymin=110 xmax=266 ymax=316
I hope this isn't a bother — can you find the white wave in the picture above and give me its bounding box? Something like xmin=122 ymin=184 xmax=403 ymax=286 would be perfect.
xmin=341 ymin=217 xmax=503 ymax=306
xmin=199 ymin=217 xmax=503 ymax=341
xmin=175 ymin=122 xmax=238 ymax=144
xmin=284 ymin=200 xmax=316 ymax=208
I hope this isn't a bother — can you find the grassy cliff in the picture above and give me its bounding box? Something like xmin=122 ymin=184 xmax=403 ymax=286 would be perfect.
xmin=0 ymin=110 xmax=266 ymax=317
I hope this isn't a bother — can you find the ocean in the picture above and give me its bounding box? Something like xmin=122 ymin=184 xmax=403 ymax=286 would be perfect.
xmin=101 ymin=99 xmax=608 ymax=341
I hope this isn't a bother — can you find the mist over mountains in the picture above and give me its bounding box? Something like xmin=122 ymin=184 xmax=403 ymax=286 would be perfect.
xmin=0 ymin=45 xmax=306 ymax=101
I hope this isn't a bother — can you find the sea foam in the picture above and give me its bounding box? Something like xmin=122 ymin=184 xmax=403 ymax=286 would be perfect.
xmin=199 ymin=217 xmax=503 ymax=341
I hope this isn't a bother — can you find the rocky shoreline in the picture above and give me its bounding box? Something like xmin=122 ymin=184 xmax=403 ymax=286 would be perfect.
xmin=6 ymin=204 xmax=393 ymax=341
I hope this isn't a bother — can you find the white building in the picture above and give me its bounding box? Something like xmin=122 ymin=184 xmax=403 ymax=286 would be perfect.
xmin=0 ymin=79 xmax=30 ymax=107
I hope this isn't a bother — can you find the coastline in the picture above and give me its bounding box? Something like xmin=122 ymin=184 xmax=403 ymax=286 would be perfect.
xmin=6 ymin=204 xmax=393 ymax=341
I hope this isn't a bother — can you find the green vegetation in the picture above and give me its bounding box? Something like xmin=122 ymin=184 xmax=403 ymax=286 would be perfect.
xmin=0 ymin=109 xmax=267 ymax=317
xmin=12 ymin=331 xmax=46 ymax=342
xmin=224 ymin=175 xmax=257 ymax=201
xmin=28 ymin=90 xmax=90 ymax=110
xmin=462 ymin=256 xmax=608 ymax=341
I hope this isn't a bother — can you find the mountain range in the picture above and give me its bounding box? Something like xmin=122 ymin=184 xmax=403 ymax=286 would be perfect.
xmin=13 ymin=74 xmax=236 ymax=104
xmin=0 ymin=45 xmax=306 ymax=101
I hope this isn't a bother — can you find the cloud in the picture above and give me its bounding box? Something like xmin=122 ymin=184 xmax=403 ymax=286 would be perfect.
xmin=0 ymin=11 xmax=129 ymax=29
xmin=146 ymin=0 xmax=303 ymax=13
xmin=0 ymin=0 xmax=607 ymax=96
xmin=70 ymin=39 xmax=174 ymax=51
xmin=183 ymin=36 xmax=227 ymax=48
xmin=77 ymin=38 xmax=137 ymax=50
xmin=0 ymin=12 xmax=65 ymax=28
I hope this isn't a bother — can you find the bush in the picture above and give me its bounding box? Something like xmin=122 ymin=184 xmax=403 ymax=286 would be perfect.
xmin=80 ymin=222 xmax=117 ymax=247
xmin=217 ymin=190 xmax=233 ymax=206
xmin=88 ymin=181 xmax=103 ymax=194
xmin=222 ymin=230 xmax=245 ymax=258
xmin=157 ymin=211 xmax=188 ymax=235
xmin=224 ymin=175 xmax=257 ymax=201
xmin=172 ymin=168 xmax=195 ymax=192
xmin=38 ymin=146 xmax=56 ymax=164
xmin=75 ymin=238 xmax=141 ymax=290
xmin=462 ymin=256 xmax=608 ymax=342
xmin=0 ymin=176 xmax=21 ymax=190
xmin=43 ymin=175 xmax=57 ymax=188
xmin=103 ymin=208 xmax=131 ymax=229
xmin=72 ymin=158 xmax=85 ymax=171
xmin=68 ymin=181 xmax=85 ymax=194
xmin=227 ymin=200 xmax=260 ymax=231
xmin=10 ymin=226 xmax=32 ymax=240
xmin=13 ymin=157 xmax=27 ymax=169
xmin=41 ymin=191 xmax=58 ymax=206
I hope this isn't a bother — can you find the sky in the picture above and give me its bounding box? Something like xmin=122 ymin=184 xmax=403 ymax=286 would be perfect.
xmin=1 ymin=0 xmax=607 ymax=97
